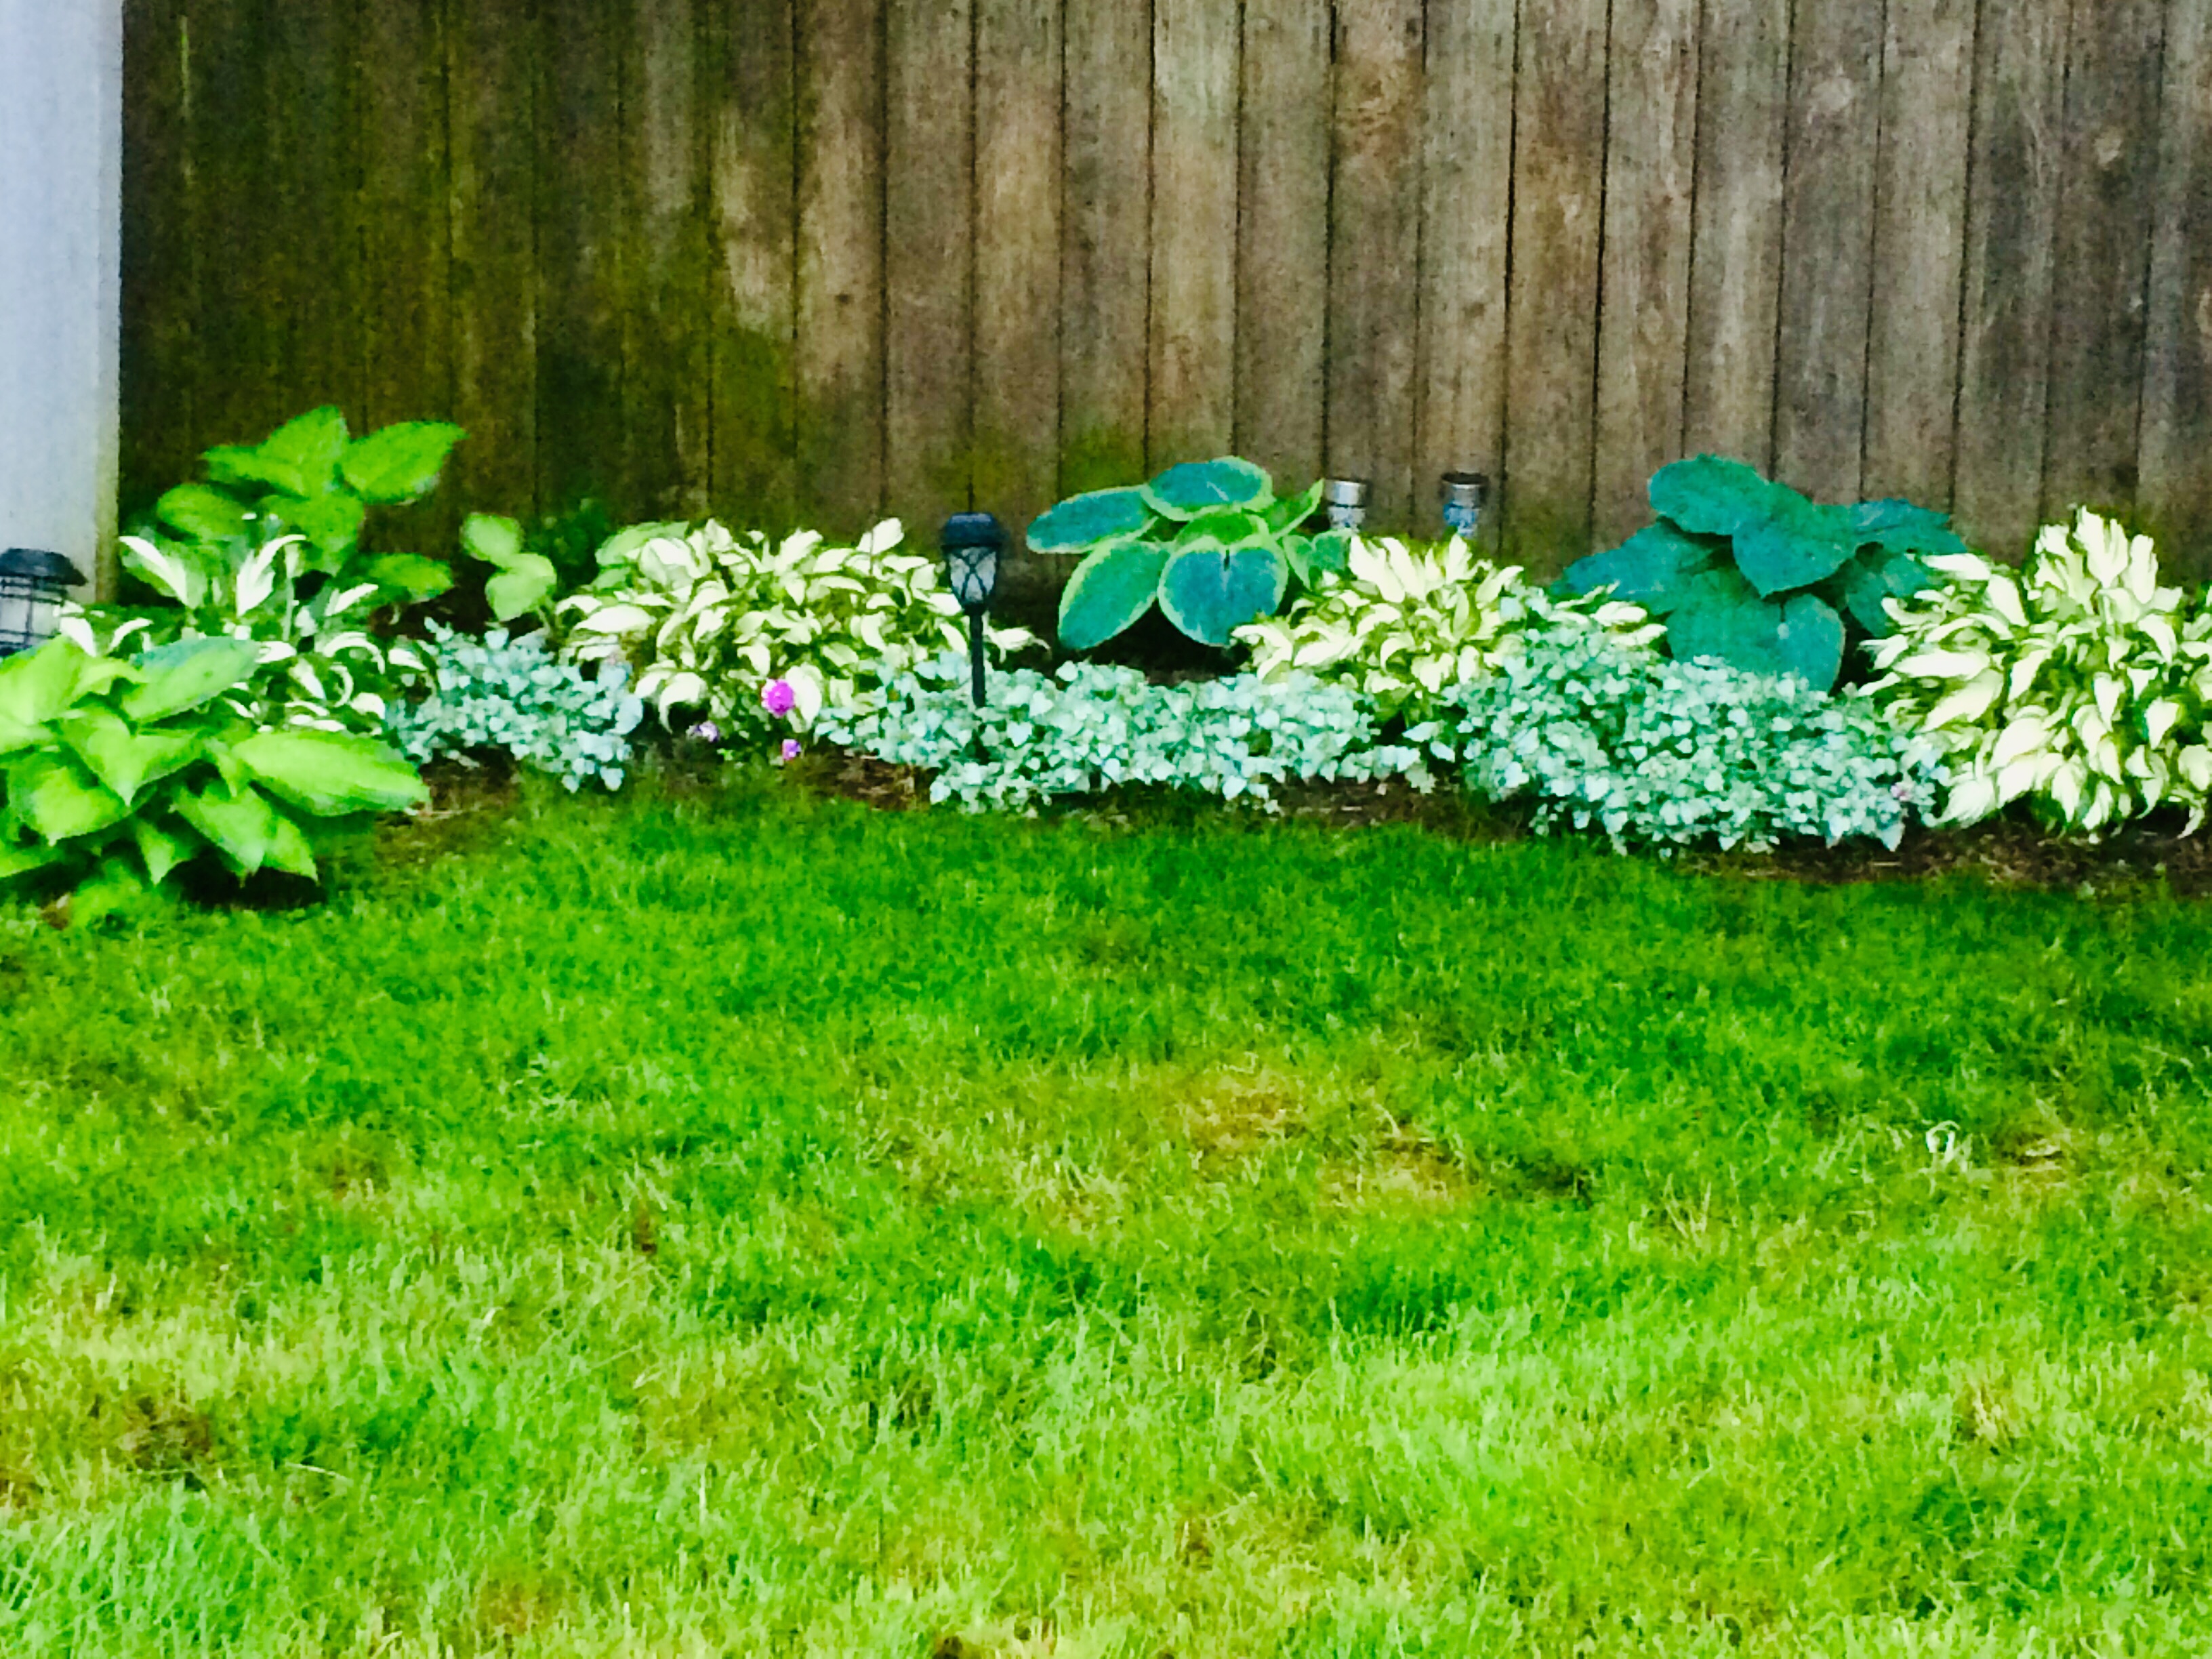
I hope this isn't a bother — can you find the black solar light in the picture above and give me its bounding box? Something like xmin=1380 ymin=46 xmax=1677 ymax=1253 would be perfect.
xmin=1322 ymin=478 xmax=1368 ymax=533
xmin=1441 ymin=472 xmax=1489 ymax=539
xmin=0 ymin=549 xmax=85 ymax=657
xmin=940 ymin=512 xmax=1006 ymax=708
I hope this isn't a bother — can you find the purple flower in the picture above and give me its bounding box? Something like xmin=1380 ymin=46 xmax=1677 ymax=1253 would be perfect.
xmin=779 ymin=738 xmax=802 ymax=762
xmin=689 ymin=721 xmax=722 ymax=745
xmin=761 ymin=679 xmax=798 ymax=718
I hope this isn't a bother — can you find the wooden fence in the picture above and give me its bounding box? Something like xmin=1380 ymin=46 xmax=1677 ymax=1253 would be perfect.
xmin=120 ymin=0 xmax=2212 ymax=597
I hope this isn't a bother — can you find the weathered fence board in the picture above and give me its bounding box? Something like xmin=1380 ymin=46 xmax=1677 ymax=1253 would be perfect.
xmin=121 ymin=0 xmax=2212 ymax=582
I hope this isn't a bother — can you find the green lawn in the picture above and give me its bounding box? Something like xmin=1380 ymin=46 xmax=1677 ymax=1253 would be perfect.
xmin=3 ymin=773 xmax=2211 ymax=1656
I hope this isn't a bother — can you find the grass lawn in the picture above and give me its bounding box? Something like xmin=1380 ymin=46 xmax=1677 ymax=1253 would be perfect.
xmin=3 ymin=772 xmax=2211 ymax=1656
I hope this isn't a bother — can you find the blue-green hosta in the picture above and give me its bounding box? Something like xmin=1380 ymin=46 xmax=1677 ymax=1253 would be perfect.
xmin=1235 ymin=534 xmax=1661 ymax=721
xmin=1866 ymin=510 xmax=2212 ymax=835
xmin=0 ymin=636 xmax=426 ymax=921
xmin=559 ymin=520 xmax=1036 ymax=751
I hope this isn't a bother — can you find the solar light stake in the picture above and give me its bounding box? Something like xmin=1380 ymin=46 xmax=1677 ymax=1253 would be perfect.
xmin=940 ymin=512 xmax=1006 ymax=708
xmin=0 ymin=548 xmax=85 ymax=657
xmin=1441 ymin=472 xmax=1489 ymax=539
xmin=1322 ymin=478 xmax=1369 ymax=533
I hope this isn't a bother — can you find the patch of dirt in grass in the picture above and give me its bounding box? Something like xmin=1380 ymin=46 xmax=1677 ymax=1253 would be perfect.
xmin=371 ymin=756 xmax=522 ymax=873
xmin=1174 ymin=1067 xmax=1309 ymax=1166
xmin=1319 ymin=1128 xmax=1475 ymax=1210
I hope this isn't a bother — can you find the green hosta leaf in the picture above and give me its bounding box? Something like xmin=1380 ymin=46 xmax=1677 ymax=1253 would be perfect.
xmin=1647 ymin=455 xmax=1783 ymax=537
xmin=1057 ymin=539 xmax=1172 ymax=651
xmin=1026 ymin=487 xmax=1153 ymax=554
xmin=157 ymin=483 xmax=253 ymax=545
xmin=5 ymin=751 xmax=129 ymax=842
xmin=1672 ymin=574 xmax=1845 ymax=689
xmin=172 ymin=781 xmax=281 ymax=875
xmin=231 ymin=729 xmax=427 ymax=817
xmin=1174 ymin=508 xmax=1269 ymax=551
xmin=0 ymin=712 xmax=52 ymax=758
xmin=60 ymin=706 xmax=201 ymax=806
xmin=121 ymin=535 xmax=215 ymax=606
xmin=1734 ymin=495 xmax=1859 ymax=597
xmin=204 ymin=407 xmax=349 ymax=497
xmin=1305 ymin=529 xmax=1355 ymax=577
xmin=596 ymin=520 xmax=691 ymax=568
xmin=1830 ymin=548 xmax=1936 ymax=636
xmin=70 ymin=855 xmax=155 ymax=928
xmin=1158 ymin=544 xmax=1288 ymax=647
xmin=131 ymin=814 xmax=201 ymax=886
xmin=1845 ymin=498 xmax=1968 ymax=558
xmin=463 ymin=512 xmax=527 ymax=566
xmin=1142 ymin=457 xmax=1273 ymax=520
xmin=0 ymin=639 xmax=96 ymax=728
xmin=339 ymin=421 xmax=466 ymax=504
xmin=118 ymin=636 xmax=260 ymax=724
xmin=264 ymin=810 xmax=320 ymax=880
xmin=1561 ymin=522 xmax=1723 ymax=614
xmin=362 ymin=553 xmax=455 ymax=601
xmin=487 ymin=555 xmax=559 ymax=621
xmin=1263 ymin=478 xmax=1326 ymax=534
xmin=266 ymin=489 xmax=367 ymax=564
xmin=0 ymin=838 xmax=65 ymax=881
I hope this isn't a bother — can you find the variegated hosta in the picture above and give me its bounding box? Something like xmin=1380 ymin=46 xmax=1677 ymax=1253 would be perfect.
xmin=1866 ymin=510 xmax=2212 ymax=834
xmin=62 ymin=534 xmax=430 ymax=735
xmin=1233 ymin=534 xmax=1662 ymax=720
xmin=558 ymin=519 xmax=1037 ymax=745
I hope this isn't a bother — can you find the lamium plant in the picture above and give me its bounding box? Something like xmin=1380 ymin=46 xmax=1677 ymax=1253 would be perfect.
xmin=1559 ymin=455 xmax=1963 ymax=691
xmin=1027 ymin=457 xmax=1336 ymax=650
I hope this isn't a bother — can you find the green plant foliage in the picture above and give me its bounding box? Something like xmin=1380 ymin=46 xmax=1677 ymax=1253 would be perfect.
xmin=388 ymin=623 xmax=646 ymax=793
xmin=819 ymin=651 xmax=1429 ymax=810
xmin=1029 ymin=457 xmax=1330 ymax=650
xmin=1237 ymin=535 xmax=1663 ymax=722
xmin=558 ymin=518 xmax=1037 ymax=751
xmin=1440 ymin=624 xmax=1944 ymax=851
xmin=1561 ymin=455 xmax=1964 ymax=690
xmin=0 ymin=637 xmax=424 ymax=921
xmin=459 ymin=514 xmax=562 ymax=624
xmin=1866 ymin=510 xmax=2212 ymax=836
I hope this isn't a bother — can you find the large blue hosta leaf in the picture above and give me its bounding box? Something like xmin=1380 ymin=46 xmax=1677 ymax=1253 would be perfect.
xmin=1142 ymin=457 xmax=1273 ymax=520
xmin=1561 ymin=522 xmax=1724 ymax=613
xmin=1158 ymin=544 xmax=1287 ymax=647
xmin=1671 ymin=570 xmax=1845 ymax=689
xmin=1732 ymin=493 xmax=1860 ymax=596
xmin=1830 ymin=548 xmax=1936 ymax=636
xmin=1647 ymin=455 xmax=1782 ymax=537
xmin=1057 ymin=539 xmax=1172 ymax=649
xmin=1845 ymin=498 xmax=1968 ymax=558
xmin=1026 ymin=487 xmax=1153 ymax=554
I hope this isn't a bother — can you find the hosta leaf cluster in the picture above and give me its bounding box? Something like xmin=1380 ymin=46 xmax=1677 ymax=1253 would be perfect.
xmin=0 ymin=637 xmax=426 ymax=921
xmin=1029 ymin=457 xmax=1336 ymax=649
xmin=1561 ymin=455 xmax=1961 ymax=689
xmin=1235 ymin=535 xmax=1662 ymax=721
xmin=559 ymin=520 xmax=1036 ymax=750
xmin=388 ymin=624 xmax=646 ymax=793
xmin=1867 ymin=510 xmax=2212 ymax=834
xmin=817 ymin=653 xmax=1431 ymax=811
xmin=1442 ymin=627 xmax=1944 ymax=851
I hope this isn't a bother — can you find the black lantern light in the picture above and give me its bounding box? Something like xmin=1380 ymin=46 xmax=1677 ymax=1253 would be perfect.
xmin=1322 ymin=478 xmax=1369 ymax=533
xmin=940 ymin=512 xmax=1006 ymax=708
xmin=0 ymin=549 xmax=85 ymax=658
xmin=1441 ymin=472 xmax=1489 ymax=539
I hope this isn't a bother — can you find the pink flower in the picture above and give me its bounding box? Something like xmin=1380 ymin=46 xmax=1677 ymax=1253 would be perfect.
xmin=779 ymin=738 xmax=802 ymax=763
xmin=761 ymin=679 xmax=798 ymax=718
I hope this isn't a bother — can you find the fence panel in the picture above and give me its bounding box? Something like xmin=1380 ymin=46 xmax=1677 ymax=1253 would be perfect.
xmin=121 ymin=0 xmax=2212 ymax=596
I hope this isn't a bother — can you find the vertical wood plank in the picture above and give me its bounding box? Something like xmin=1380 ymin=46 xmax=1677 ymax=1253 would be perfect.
xmin=2142 ymin=0 xmax=2212 ymax=574
xmin=1951 ymin=0 xmax=2066 ymax=556
xmin=359 ymin=0 xmax=454 ymax=553
xmin=709 ymin=0 xmax=797 ymax=527
xmin=1327 ymin=0 xmax=1424 ymax=531
xmin=884 ymin=0 xmax=974 ymax=532
xmin=447 ymin=0 xmax=540 ymax=519
xmin=794 ymin=0 xmax=885 ymax=533
xmin=1235 ymin=0 xmax=1330 ymax=492
xmin=1061 ymin=0 xmax=1151 ymax=495
xmin=2041 ymin=0 xmax=2167 ymax=523
xmin=1861 ymin=0 xmax=1976 ymax=508
xmin=538 ymin=0 xmax=631 ymax=518
xmin=630 ymin=0 xmax=711 ymax=521
xmin=119 ymin=0 xmax=196 ymax=510
xmin=1592 ymin=0 xmax=1700 ymax=548
xmin=261 ymin=0 xmax=356 ymax=432
xmin=973 ymin=0 xmax=1063 ymax=599
xmin=1148 ymin=0 xmax=1238 ymax=468
xmin=1413 ymin=0 xmax=1515 ymax=548
xmin=1500 ymin=0 xmax=1607 ymax=565
xmin=1772 ymin=0 xmax=1884 ymax=504
xmin=1682 ymin=0 xmax=1789 ymax=470
xmin=186 ymin=0 xmax=274 ymax=449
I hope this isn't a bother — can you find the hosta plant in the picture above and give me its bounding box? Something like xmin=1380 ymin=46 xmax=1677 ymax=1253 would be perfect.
xmin=1235 ymin=534 xmax=1662 ymax=721
xmin=0 ymin=636 xmax=426 ymax=923
xmin=558 ymin=519 xmax=1036 ymax=750
xmin=1866 ymin=510 xmax=2212 ymax=835
xmin=1559 ymin=455 xmax=1963 ymax=690
xmin=1027 ymin=457 xmax=1334 ymax=649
